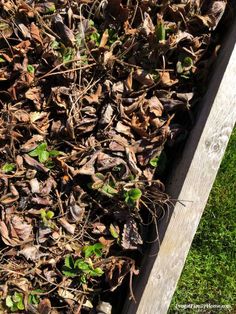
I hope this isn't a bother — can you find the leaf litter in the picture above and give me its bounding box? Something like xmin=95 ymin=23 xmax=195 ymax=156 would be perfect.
xmin=0 ymin=0 xmax=229 ymax=313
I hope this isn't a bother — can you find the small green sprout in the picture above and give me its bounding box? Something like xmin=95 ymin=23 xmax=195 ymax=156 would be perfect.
xmin=27 ymin=64 xmax=35 ymax=74
xmin=62 ymin=255 xmax=104 ymax=283
xmin=28 ymin=289 xmax=43 ymax=305
xmin=150 ymin=157 xmax=160 ymax=167
xmin=1 ymin=163 xmax=15 ymax=173
xmin=124 ymin=188 xmax=142 ymax=205
xmin=83 ymin=243 xmax=103 ymax=258
xmin=51 ymin=40 xmax=60 ymax=49
xmin=28 ymin=142 xmax=62 ymax=164
xmin=45 ymin=4 xmax=56 ymax=13
xmin=109 ymin=224 xmax=119 ymax=239
xmin=40 ymin=209 xmax=54 ymax=227
xmin=90 ymin=31 xmax=101 ymax=46
xmin=156 ymin=22 xmax=166 ymax=41
xmin=177 ymin=56 xmax=193 ymax=74
xmin=183 ymin=57 xmax=193 ymax=68
xmin=6 ymin=292 xmax=24 ymax=312
xmin=62 ymin=47 xmax=75 ymax=63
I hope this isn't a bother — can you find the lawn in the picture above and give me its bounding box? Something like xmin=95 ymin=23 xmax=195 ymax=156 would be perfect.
xmin=169 ymin=128 xmax=236 ymax=313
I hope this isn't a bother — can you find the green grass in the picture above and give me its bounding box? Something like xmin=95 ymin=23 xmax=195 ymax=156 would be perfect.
xmin=169 ymin=128 xmax=236 ymax=314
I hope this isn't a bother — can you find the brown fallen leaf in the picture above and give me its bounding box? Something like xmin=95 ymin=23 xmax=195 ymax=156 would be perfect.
xmin=59 ymin=217 xmax=75 ymax=235
xmin=18 ymin=245 xmax=42 ymax=261
xmin=121 ymin=218 xmax=143 ymax=250
xmin=53 ymin=14 xmax=75 ymax=46
xmin=23 ymin=154 xmax=49 ymax=173
xmin=159 ymin=71 xmax=178 ymax=87
xmin=30 ymin=22 xmax=43 ymax=45
xmin=0 ymin=216 xmax=33 ymax=246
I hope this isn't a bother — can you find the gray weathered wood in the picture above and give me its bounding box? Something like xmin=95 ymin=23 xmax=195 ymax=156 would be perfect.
xmin=122 ymin=18 xmax=236 ymax=314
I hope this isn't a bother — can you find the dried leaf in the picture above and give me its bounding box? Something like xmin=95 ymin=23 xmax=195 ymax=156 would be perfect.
xmin=30 ymin=22 xmax=43 ymax=45
xmin=121 ymin=218 xmax=143 ymax=250
xmin=53 ymin=14 xmax=75 ymax=46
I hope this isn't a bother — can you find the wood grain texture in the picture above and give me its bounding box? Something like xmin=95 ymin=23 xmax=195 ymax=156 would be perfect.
xmin=122 ymin=19 xmax=236 ymax=314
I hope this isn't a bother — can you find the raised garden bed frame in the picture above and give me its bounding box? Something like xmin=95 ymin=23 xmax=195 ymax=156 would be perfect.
xmin=122 ymin=14 xmax=236 ymax=314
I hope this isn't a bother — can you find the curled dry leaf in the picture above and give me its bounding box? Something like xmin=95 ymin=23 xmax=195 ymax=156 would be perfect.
xmin=0 ymin=216 xmax=33 ymax=246
xmin=121 ymin=218 xmax=143 ymax=250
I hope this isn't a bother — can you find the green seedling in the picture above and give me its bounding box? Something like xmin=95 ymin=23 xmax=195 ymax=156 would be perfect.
xmin=27 ymin=64 xmax=35 ymax=74
xmin=90 ymin=31 xmax=101 ymax=46
xmin=177 ymin=56 xmax=193 ymax=74
xmin=62 ymin=255 xmax=104 ymax=283
xmin=51 ymin=40 xmax=60 ymax=50
xmin=150 ymin=157 xmax=160 ymax=167
xmin=28 ymin=289 xmax=43 ymax=305
xmin=109 ymin=224 xmax=119 ymax=239
xmin=6 ymin=292 xmax=24 ymax=312
xmin=45 ymin=3 xmax=56 ymax=13
xmin=1 ymin=163 xmax=15 ymax=173
xmin=156 ymin=22 xmax=166 ymax=41
xmin=124 ymin=188 xmax=142 ymax=205
xmin=83 ymin=243 xmax=103 ymax=258
xmin=90 ymin=173 xmax=118 ymax=197
xmin=40 ymin=209 xmax=54 ymax=227
xmin=29 ymin=142 xmax=62 ymax=164
xmin=62 ymin=47 xmax=75 ymax=63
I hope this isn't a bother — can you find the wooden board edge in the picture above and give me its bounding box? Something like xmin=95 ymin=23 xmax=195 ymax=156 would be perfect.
xmin=122 ymin=20 xmax=236 ymax=314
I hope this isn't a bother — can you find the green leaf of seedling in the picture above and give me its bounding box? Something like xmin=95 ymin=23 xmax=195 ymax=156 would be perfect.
xmin=46 ymin=4 xmax=56 ymax=13
xmin=89 ymin=20 xmax=95 ymax=27
xmin=76 ymin=260 xmax=90 ymax=272
xmin=46 ymin=210 xmax=54 ymax=220
xmin=150 ymin=157 xmax=160 ymax=167
xmin=27 ymin=64 xmax=35 ymax=74
xmin=40 ymin=209 xmax=47 ymax=221
xmin=80 ymin=274 xmax=87 ymax=284
xmin=51 ymin=40 xmax=60 ymax=49
xmin=2 ymin=163 xmax=15 ymax=173
xmin=28 ymin=289 xmax=43 ymax=305
xmin=62 ymin=48 xmax=74 ymax=63
xmin=29 ymin=143 xmax=47 ymax=157
xmin=156 ymin=23 xmax=166 ymax=41
xmin=93 ymin=243 xmax=103 ymax=257
xmin=90 ymin=267 xmax=104 ymax=277
xmin=124 ymin=188 xmax=142 ymax=205
xmin=101 ymin=184 xmax=118 ymax=196
xmin=109 ymin=224 xmax=119 ymax=239
xmin=108 ymin=28 xmax=118 ymax=45
xmin=62 ymin=268 xmax=78 ymax=277
xmin=183 ymin=57 xmax=193 ymax=67
xmin=83 ymin=243 xmax=103 ymax=258
xmin=83 ymin=246 xmax=94 ymax=258
xmin=49 ymin=150 xmax=62 ymax=157
xmin=38 ymin=150 xmax=50 ymax=163
xmin=17 ymin=300 xmax=24 ymax=310
xmin=95 ymin=173 xmax=105 ymax=180
xmin=6 ymin=296 xmax=13 ymax=308
xmin=128 ymin=188 xmax=142 ymax=201
xmin=90 ymin=32 xmax=100 ymax=46
xmin=12 ymin=292 xmax=24 ymax=311
xmin=64 ymin=255 xmax=74 ymax=269
xmin=0 ymin=56 xmax=5 ymax=62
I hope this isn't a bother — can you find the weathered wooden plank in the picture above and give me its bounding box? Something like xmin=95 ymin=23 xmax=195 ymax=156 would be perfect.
xmin=122 ymin=18 xmax=236 ymax=314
